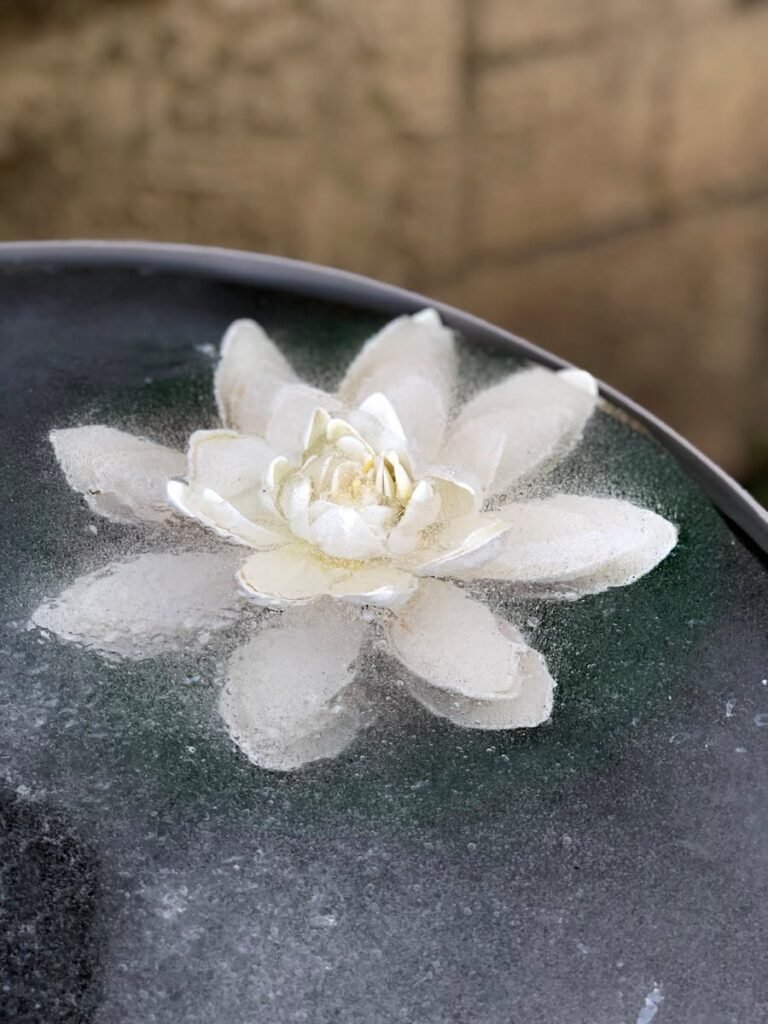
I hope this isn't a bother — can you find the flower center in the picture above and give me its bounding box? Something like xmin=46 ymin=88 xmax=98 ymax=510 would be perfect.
xmin=300 ymin=408 xmax=414 ymax=510
xmin=261 ymin=402 xmax=437 ymax=557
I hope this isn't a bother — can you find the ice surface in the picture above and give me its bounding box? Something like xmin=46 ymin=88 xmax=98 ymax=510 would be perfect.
xmin=1 ymin=269 xmax=766 ymax=1024
xmin=31 ymin=551 xmax=244 ymax=660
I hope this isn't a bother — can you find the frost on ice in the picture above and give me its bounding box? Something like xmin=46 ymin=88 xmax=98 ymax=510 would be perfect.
xmin=636 ymin=984 xmax=664 ymax=1024
xmin=30 ymin=309 xmax=678 ymax=770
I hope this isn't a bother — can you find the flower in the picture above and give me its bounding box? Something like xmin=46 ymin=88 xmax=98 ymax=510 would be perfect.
xmin=31 ymin=310 xmax=677 ymax=770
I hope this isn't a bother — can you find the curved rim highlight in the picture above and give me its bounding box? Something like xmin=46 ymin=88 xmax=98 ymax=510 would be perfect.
xmin=1 ymin=239 xmax=766 ymax=554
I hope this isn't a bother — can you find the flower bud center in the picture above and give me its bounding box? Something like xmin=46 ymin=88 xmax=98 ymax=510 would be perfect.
xmin=300 ymin=410 xmax=414 ymax=510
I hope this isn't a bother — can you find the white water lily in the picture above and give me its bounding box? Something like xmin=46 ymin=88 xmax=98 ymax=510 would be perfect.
xmin=31 ymin=309 xmax=677 ymax=770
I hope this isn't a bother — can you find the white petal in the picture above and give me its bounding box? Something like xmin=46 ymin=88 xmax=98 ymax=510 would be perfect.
xmin=304 ymin=408 xmax=332 ymax=450
xmin=266 ymin=383 xmax=340 ymax=458
xmin=465 ymin=494 xmax=678 ymax=597
xmin=237 ymin=545 xmax=416 ymax=610
xmin=279 ymin=474 xmax=313 ymax=541
xmin=428 ymin=466 xmax=482 ymax=519
xmin=412 ymin=308 xmax=442 ymax=326
xmin=455 ymin=366 xmax=598 ymax=423
xmin=409 ymin=513 xmax=510 ymax=577
xmin=238 ymin=545 xmax=333 ymax=609
xmin=337 ymin=310 xmax=457 ymax=462
xmin=335 ymin=434 xmax=370 ymax=463
xmin=441 ymin=367 xmax=598 ymax=496
xmin=327 ymin=417 xmax=369 ymax=446
xmin=391 ymin=455 xmax=413 ymax=502
xmin=50 ymin=426 xmax=185 ymax=525
xmin=338 ymin=309 xmax=456 ymax=400
xmin=345 ymin=406 xmax=407 ymax=457
xmin=386 ymin=480 xmax=442 ymax=557
xmin=31 ymin=552 xmax=242 ymax=660
xmin=389 ymin=579 xmax=555 ymax=729
xmin=185 ymin=430 xmax=276 ymax=508
xmin=169 ymin=430 xmax=288 ymax=546
xmin=310 ymin=504 xmax=386 ymax=560
xmin=395 ymin=466 xmax=483 ymax=568
xmin=558 ymin=367 xmax=599 ymax=396
xmin=358 ymin=503 xmax=397 ymax=531
xmin=328 ymin=565 xmax=418 ymax=609
xmin=383 ymin=378 xmax=449 ymax=466
xmin=167 ymin=481 xmax=288 ymax=550
xmin=266 ymin=455 xmax=295 ymax=490
xmin=218 ymin=602 xmax=367 ymax=771
xmin=214 ymin=319 xmax=298 ymax=436
xmin=408 ymin=647 xmax=555 ymax=730
xmin=358 ymin=392 xmax=407 ymax=443
xmin=374 ymin=458 xmax=395 ymax=500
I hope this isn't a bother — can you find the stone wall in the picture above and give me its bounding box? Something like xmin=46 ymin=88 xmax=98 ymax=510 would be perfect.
xmin=1 ymin=0 xmax=766 ymax=473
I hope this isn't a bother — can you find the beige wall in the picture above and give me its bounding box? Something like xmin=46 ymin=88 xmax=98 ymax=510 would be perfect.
xmin=1 ymin=0 xmax=767 ymax=473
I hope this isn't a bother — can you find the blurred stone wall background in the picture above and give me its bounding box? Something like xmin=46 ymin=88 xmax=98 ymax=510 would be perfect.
xmin=1 ymin=0 xmax=767 ymax=479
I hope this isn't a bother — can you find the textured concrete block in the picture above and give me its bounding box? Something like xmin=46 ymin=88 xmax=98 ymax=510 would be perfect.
xmin=474 ymin=0 xmax=606 ymax=53
xmin=316 ymin=0 xmax=463 ymax=138
xmin=468 ymin=39 xmax=663 ymax=253
xmin=664 ymin=10 xmax=768 ymax=199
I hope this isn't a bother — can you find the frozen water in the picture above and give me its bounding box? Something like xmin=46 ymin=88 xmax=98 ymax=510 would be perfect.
xmin=31 ymin=551 xmax=244 ymax=660
xmin=1 ymin=264 xmax=766 ymax=1023
xmin=23 ymin=301 xmax=679 ymax=770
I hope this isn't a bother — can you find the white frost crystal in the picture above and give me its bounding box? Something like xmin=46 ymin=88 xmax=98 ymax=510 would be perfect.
xmin=31 ymin=310 xmax=678 ymax=770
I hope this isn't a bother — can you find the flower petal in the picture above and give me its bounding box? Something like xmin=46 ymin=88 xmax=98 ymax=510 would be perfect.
xmin=185 ymin=430 xmax=276 ymax=508
xmin=31 ymin=552 xmax=242 ymax=660
xmin=428 ymin=466 xmax=482 ymax=519
xmin=214 ymin=319 xmax=299 ymax=436
xmin=377 ymin=378 xmax=448 ymax=467
xmin=328 ymin=565 xmax=418 ymax=609
xmin=266 ymin=383 xmax=341 ymax=458
xmin=389 ymin=579 xmax=555 ymax=729
xmin=336 ymin=310 xmax=457 ymax=462
xmin=440 ymin=367 xmax=598 ymax=496
xmin=50 ymin=426 xmax=185 ymax=525
xmin=357 ymin=392 xmax=407 ymax=444
xmin=453 ymin=365 xmax=598 ymax=424
xmin=167 ymin=482 xmax=289 ymax=550
xmin=279 ymin=474 xmax=313 ymax=541
xmin=168 ymin=430 xmax=289 ymax=547
xmin=218 ymin=601 xmax=367 ymax=771
xmin=238 ymin=545 xmax=417 ymax=609
xmin=238 ymin=545 xmax=330 ymax=608
xmin=463 ymin=494 xmax=678 ymax=597
xmin=394 ymin=467 xmax=484 ymax=563
xmin=409 ymin=513 xmax=510 ymax=576
xmin=386 ymin=480 xmax=442 ymax=557
xmin=310 ymin=504 xmax=386 ymax=561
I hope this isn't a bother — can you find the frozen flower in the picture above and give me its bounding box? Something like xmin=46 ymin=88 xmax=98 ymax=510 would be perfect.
xmin=31 ymin=310 xmax=677 ymax=770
